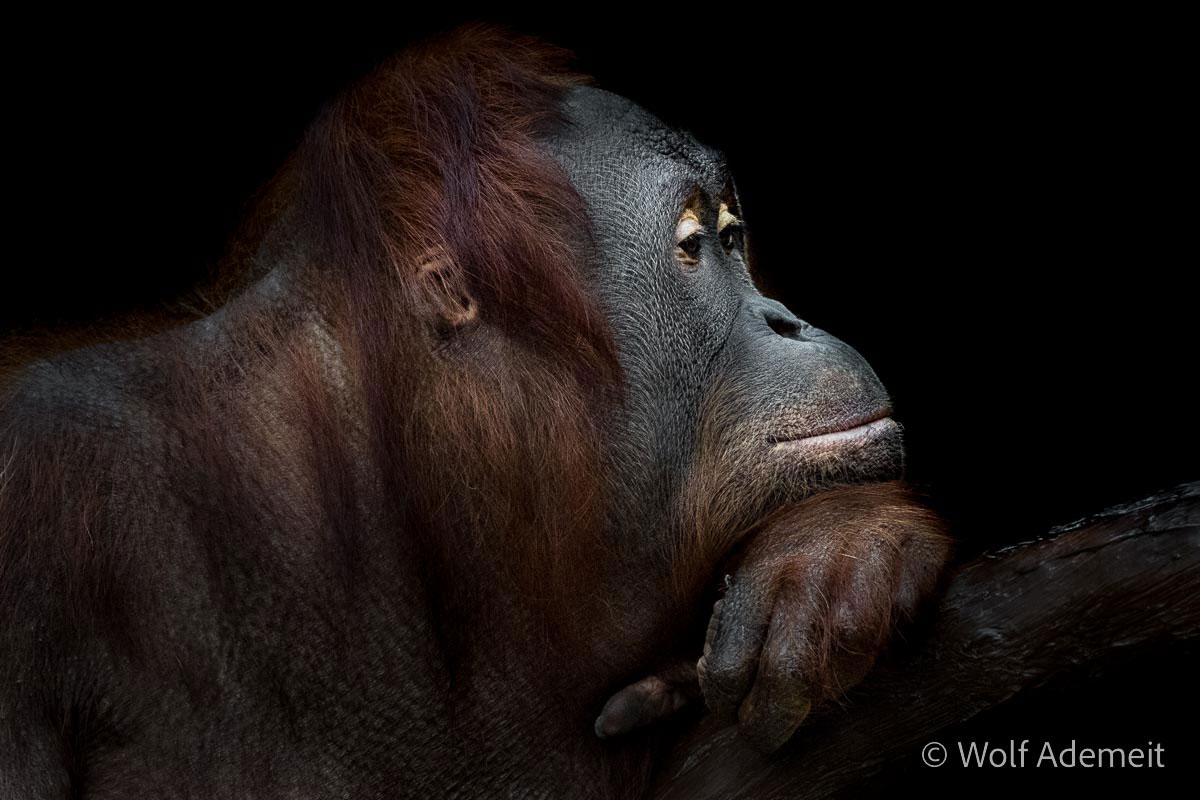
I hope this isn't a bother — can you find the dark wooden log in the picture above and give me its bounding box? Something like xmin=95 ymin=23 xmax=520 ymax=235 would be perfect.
xmin=652 ymin=481 xmax=1200 ymax=799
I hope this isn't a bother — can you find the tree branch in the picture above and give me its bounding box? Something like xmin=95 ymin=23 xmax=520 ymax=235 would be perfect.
xmin=652 ymin=481 xmax=1200 ymax=799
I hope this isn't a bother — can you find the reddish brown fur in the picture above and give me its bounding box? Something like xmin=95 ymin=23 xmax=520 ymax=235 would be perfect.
xmin=689 ymin=481 xmax=950 ymax=752
xmin=298 ymin=27 xmax=615 ymax=376
xmin=1 ymin=31 xmax=640 ymax=795
xmin=1 ymin=27 xmax=949 ymax=794
xmin=741 ymin=482 xmax=950 ymax=694
xmin=292 ymin=26 xmax=622 ymax=645
xmin=0 ymin=26 xmax=621 ymax=667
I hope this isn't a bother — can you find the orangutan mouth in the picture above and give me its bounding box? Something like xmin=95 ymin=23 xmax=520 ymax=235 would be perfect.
xmin=770 ymin=411 xmax=897 ymax=453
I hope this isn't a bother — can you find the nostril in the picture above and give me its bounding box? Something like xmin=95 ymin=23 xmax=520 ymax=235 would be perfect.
xmin=764 ymin=309 xmax=806 ymax=340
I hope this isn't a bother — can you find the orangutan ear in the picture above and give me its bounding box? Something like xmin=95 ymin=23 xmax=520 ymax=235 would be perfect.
xmin=417 ymin=249 xmax=478 ymax=330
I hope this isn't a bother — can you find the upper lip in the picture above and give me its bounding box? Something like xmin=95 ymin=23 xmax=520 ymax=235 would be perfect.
xmin=768 ymin=407 xmax=894 ymax=447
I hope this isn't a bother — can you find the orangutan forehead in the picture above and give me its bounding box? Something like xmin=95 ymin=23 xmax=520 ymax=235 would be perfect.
xmin=635 ymin=126 xmax=728 ymax=187
xmin=557 ymin=86 xmax=730 ymax=190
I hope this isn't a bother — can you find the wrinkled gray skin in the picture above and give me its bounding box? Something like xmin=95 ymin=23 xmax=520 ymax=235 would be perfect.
xmin=552 ymin=88 xmax=900 ymax=544
xmin=1 ymin=87 xmax=907 ymax=798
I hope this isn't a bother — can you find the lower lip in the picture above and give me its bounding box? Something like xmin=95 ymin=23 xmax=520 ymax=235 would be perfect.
xmin=771 ymin=417 xmax=898 ymax=454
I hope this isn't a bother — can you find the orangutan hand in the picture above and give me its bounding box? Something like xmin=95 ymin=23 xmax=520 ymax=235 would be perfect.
xmin=696 ymin=483 xmax=949 ymax=752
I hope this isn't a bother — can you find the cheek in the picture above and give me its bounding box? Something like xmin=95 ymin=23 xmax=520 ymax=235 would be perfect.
xmin=608 ymin=278 xmax=734 ymax=420
xmin=671 ymin=331 xmax=906 ymax=563
xmin=674 ymin=378 xmax=780 ymax=546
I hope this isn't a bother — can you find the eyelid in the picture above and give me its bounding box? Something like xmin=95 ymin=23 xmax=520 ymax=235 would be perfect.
xmin=717 ymin=203 xmax=741 ymax=233
xmin=676 ymin=210 xmax=706 ymax=243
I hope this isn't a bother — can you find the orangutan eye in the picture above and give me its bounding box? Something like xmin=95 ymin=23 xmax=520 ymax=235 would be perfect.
xmin=719 ymin=222 xmax=743 ymax=251
xmin=678 ymin=232 xmax=703 ymax=259
xmin=675 ymin=209 xmax=705 ymax=267
xmin=718 ymin=203 xmax=743 ymax=251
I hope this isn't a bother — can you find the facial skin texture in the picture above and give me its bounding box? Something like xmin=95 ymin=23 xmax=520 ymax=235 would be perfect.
xmin=0 ymin=29 xmax=948 ymax=799
xmin=549 ymin=87 xmax=908 ymax=565
xmin=555 ymin=88 xmax=947 ymax=752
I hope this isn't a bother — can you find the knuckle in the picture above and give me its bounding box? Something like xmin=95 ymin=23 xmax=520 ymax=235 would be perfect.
xmin=829 ymin=649 xmax=877 ymax=695
xmin=698 ymin=648 xmax=753 ymax=707
xmin=737 ymin=677 xmax=812 ymax=754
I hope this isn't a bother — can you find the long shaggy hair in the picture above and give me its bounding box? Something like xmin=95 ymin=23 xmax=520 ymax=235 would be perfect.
xmin=0 ymin=27 xmax=621 ymax=673
xmin=293 ymin=27 xmax=622 ymax=640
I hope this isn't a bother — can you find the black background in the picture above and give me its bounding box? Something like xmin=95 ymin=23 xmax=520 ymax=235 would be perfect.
xmin=6 ymin=8 xmax=1196 ymax=793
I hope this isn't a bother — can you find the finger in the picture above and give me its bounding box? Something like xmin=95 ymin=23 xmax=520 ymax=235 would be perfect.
xmin=894 ymin=527 xmax=952 ymax=616
xmin=594 ymin=666 xmax=697 ymax=739
xmin=818 ymin=547 xmax=895 ymax=697
xmin=825 ymin=624 xmax=879 ymax=699
xmin=735 ymin=589 xmax=815 ymax=753
xmin=696 ymin=578 xmax=776 ymax=720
